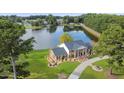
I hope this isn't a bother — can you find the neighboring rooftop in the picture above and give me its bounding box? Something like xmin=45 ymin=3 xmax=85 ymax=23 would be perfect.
xmin=64 ymin=40 xmax=92 ymax=50
xmin=52 ymin=47 xmax=67 ymax=56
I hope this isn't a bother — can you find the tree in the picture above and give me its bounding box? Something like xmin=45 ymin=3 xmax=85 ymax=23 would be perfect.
xmin=63 ymin=16 xmax=75 ymax=24
xmin=0 ymin=19 xmax=34 ymax=79
xmin=31 ymin=18 xmax=43 ymax=27
xmin=94 ymin=24 xmax=124 ymax=74
xmin=59 ymin=33 xmax=73 ymax=43
xmin=74 ymin=17 xmax=79 ymax=23
xmin=46 ymin=14 xmax=57 ymax=26
xmin=63 ymin=16 xmax=69 ymax=24
xmin=9 ymin=62 xmax=30 ymax=79
xmin=83 ymin=13 xmax=124 ymax=33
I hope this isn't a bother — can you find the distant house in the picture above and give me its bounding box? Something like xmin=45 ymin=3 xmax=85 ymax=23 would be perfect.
xmin=47 ymin=40 xmax=92 ymax=67
xmin=43 ymin=20 xmax=48 ymax=25
xmin=57 ymin=19 xmax=63 ymax=25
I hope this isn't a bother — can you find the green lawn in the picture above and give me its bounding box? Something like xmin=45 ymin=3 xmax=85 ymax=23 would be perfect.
xmin=80 ymin=59 xmax=109 ymax=79
xmin=18 ymin=49 xmax=80 ymax=79
xmin=24 ymin=24 xmax=45 ymax=30
xmin=80 ymin=59 xmax=124 ymax=79
xmin=31 ymin=26 xmax=45 ymax=30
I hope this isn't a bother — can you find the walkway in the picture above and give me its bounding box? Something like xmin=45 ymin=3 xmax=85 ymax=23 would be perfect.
xmin=68 ymin=56 xmax=109 ymax=79
xmin=80 ymin=24 xmax=101 ymax=39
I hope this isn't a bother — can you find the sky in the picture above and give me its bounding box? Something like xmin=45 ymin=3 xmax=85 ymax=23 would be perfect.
xmin=0 ymin=13 xmax=82 ymax=17
xmin=0 ymin=0 xmax=123 ymax=13
xmin=0 ymin=13 xmax=123 ymax=17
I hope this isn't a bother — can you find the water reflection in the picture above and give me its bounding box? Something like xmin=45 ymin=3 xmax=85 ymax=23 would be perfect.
xmin=22 ymin=26 xmax=92 ymax=50
xmin=64 ymin=25 xmax=82 ymax=32
xmin=47 ymin=25 xmax=57 ymax=33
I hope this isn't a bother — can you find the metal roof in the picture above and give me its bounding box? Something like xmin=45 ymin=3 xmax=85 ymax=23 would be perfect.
xmin=52 ymin=47 xmax=67 ymax=56
xmin=64 ymin=40 xmax=92 ymax=50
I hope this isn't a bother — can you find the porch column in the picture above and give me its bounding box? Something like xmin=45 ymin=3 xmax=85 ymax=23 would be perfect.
xmin=85 ymin=49 xmax=88 ymax=55
xmin=74 ymin=50 xmax=76 ymax=58
xmin=79 ymin=50 xmax=80 ymax=57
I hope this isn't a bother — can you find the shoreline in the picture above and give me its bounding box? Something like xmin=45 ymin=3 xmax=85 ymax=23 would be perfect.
xmin=26 ymin=24 xmax=100 ymax=50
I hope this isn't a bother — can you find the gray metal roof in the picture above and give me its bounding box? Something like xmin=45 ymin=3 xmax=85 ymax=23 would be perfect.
xmin=52 ymin=47 xmax=67 ymax=56
xmin=64 ymin=40 xmax=92 ymax=50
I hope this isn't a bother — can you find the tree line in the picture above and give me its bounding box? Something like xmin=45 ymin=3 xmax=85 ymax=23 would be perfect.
xmin=83 ymin=13 xmax=124 ymax=33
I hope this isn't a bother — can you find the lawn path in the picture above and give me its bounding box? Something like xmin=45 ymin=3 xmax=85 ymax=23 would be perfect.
xmin=80 ymin=24 xmax=101 ymax=39
xmin=68 ymin=56 xmax=109 ymax=79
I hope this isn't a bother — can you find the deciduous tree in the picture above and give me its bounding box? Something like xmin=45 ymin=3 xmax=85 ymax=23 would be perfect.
xmin=94 ymin=24 xmax=124 ymax=74
xmin=59 ymin=33 xmax=73 ymax=43
xmin=0 ymin=19 xmax=34 ymax=79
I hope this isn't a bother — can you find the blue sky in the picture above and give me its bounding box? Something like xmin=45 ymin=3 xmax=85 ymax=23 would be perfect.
xmin=0 ymin=13 xmax=123 ymax=17
xmin=0 ymin=13 xmax=82 ymax=17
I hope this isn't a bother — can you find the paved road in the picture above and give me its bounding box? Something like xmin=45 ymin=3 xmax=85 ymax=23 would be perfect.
xmin=68 ymin=56 xmax=109 ymax=79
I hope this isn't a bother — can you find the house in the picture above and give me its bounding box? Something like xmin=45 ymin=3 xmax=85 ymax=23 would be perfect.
xmin=47 ymin=40 xmax=92 ymax=67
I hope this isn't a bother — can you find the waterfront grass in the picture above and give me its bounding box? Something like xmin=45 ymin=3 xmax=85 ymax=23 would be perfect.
xmin=32 ymin=26 xmax=45 ymax=30
xmin=19 ymin=49 xmax=79 ymax=79
xmin=24 ymin=25 xmax=45 ymax=30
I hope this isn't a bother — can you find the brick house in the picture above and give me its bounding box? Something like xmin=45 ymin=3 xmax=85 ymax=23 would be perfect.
xmin=47 ymin=40 xmax=92 ymax=67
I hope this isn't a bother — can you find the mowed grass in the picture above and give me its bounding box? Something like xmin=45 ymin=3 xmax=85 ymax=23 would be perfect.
xmin=80 ymin=59 xmax=124 ymax=79
xmin=19 ymin=49 xmax=80 ymax=79
xmin=80 ymin=59 xmax=109 ymax=79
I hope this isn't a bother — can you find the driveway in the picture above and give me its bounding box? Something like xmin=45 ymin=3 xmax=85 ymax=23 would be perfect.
xmin=68 ymin=56 xmax=109 ymax=79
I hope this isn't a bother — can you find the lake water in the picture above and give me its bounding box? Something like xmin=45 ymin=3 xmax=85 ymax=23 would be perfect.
xmin=22 ymin=26 xmax=92 ymax=50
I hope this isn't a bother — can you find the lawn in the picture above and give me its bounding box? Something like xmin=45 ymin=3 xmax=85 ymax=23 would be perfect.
xmin=18 ymin=49 xmax=80 ymax=79
xmin=25 ymin=25 xmax=45 ymax=30
xmin=80 ymin=59 xmax=124 ymax=79
xmin=80 ymin=59 xmax=109 ymax=79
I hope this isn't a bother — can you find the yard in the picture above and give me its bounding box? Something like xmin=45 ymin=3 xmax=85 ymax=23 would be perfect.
xmin=80 ymin=59 xmax=109 ymax=79
xmin=17 ymin=49 xmax=124 ymax=79
xmin=80 ymin=59 xmax=124 ymax=79
xmin=18 ymin=49 xmax=80 ymax=79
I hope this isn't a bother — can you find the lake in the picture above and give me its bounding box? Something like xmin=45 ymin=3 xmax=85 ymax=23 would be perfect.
xmin=22 ymin=26 xmax=92 ymax=50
